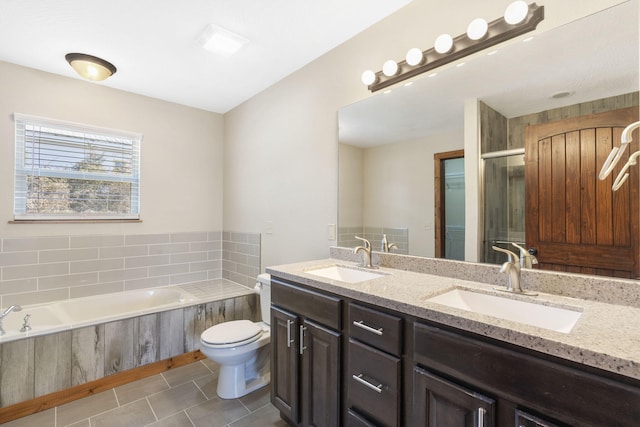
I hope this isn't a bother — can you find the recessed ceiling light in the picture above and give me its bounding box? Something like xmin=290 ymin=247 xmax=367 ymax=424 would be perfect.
xmin=198 ymin=24 xmax=248 ymax=56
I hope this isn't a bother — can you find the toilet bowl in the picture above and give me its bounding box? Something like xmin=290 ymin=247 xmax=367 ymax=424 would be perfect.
xmin=199 ymin=273 xmax=271 ymax=399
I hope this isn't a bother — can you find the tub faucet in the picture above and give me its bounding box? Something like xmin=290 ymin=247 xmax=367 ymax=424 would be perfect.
xmin=492 ymin=246 xmax=537 ymax=295
xmin=0 ymin=305 xmax=23 ymax=335
xmin=354 ymin=236 xmax=374 ymax=268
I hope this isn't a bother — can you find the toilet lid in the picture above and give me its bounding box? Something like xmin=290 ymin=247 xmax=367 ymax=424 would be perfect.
xmin=201 ymin=320 xmax=262 ymax=347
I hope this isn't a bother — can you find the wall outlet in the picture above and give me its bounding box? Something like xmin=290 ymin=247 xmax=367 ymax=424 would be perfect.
xmin=328 ymin=223 xmax=336 ymax=240
xmin=265 ymin=221 xmax=273 ymax=234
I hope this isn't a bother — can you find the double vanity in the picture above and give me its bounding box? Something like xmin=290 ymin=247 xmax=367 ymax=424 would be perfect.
xmin=266 ymin=251 xmax=640 ymax=427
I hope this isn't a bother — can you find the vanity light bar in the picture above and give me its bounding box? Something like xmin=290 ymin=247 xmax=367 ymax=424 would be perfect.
xmin=363 ymin=2 xmax=544 ymax=92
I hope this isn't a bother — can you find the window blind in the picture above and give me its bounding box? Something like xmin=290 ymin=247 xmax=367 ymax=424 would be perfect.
xmin=13 ymin=113 xmax=142 ymax=220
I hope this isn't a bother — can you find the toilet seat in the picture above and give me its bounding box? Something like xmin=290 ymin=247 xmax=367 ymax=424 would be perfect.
xmin=201 ymin=320 xmax=263 ymax=348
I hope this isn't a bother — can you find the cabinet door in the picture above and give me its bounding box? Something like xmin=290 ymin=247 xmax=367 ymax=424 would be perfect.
xmin=271 ymin=306 xmax=300 ymax=425
xmin=414 ymin=367 xmax=495 ymax=427
xmin=301 ymin=319 xmax=341 ymax=427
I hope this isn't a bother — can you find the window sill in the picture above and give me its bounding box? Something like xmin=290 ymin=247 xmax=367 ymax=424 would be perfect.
xmin=8 ymin=219 xmax=143 ymax=224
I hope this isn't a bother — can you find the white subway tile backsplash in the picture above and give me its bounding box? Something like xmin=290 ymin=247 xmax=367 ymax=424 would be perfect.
xmin=0 ymin=231 xmax=259 ymax=307
xmin=39 ymin=272 xmax=97 ymax=290
xmin=39 ymin=248 xmax=100 ymax=263
xmin=3 ymin=236 xmax=69 ymax=252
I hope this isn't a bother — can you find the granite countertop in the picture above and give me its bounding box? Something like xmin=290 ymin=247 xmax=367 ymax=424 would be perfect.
xmin=266 ymin=258 xmax=640 ymax=381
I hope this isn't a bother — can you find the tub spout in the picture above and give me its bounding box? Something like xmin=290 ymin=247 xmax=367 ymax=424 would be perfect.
xmin=0 ymin=305 xmax=22 ymax=335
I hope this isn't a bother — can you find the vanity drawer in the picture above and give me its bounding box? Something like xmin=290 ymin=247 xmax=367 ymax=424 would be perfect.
xmin=347 ymin=409 xmax=380 ymax=427
xmin=348 ymin=339 xmax=401 ymax=427
xmin=349 ymin=302 xmax=402 ymax=355
xmin=271 ymin=277 xmax=341 ymax=330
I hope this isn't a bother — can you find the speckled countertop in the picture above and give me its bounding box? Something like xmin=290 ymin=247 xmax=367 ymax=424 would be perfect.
xmin=266 ymin=258 xmax=640 ymax=382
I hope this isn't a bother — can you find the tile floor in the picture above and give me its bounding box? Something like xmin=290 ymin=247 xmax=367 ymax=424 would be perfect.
xmin=5 ymin=359 xmax=288 ymax=427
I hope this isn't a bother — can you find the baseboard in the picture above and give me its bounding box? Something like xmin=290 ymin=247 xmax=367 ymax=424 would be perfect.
xmin=0 ymin=350 xmax=207 ymax=425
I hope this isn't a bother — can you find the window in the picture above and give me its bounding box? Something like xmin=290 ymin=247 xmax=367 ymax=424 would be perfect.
xmin=13 ymin=114 xmax=142 ymax=220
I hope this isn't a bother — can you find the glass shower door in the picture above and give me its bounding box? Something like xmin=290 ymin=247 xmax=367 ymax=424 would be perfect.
xmin=482 ymin=150 xmax=525 ymax=264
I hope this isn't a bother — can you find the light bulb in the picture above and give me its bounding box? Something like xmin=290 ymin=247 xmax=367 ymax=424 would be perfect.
xmin=361 ymin=70 xmax=377 ymax=86
xmin=504 ymin=1 xmax=529 ymax=25
xmin=434 ymin=34 xmax=453 ymax=54
xmin=382 ymin=60 xmax=399 ymax=77
xmin=405 ymin=48 xmax=424 ymax=66
xmin=467 ymin=18 xmax=488 ymax=40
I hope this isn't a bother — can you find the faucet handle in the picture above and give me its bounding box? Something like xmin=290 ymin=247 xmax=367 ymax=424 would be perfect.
xmin=492 ymin=245 xmax=520 ymax=265
xmin=355 ymin=236 xmax=371 ymax=250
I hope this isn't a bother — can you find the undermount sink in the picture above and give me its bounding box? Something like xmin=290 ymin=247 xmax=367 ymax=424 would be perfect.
xmin=306 ymin=265 xmax=386 ymax=283
xmin=426 ymin=288 xmax=582 ymax=333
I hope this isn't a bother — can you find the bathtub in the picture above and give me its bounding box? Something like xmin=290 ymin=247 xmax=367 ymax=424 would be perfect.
xmin=0 ymin=286 xmax=200 ymax=343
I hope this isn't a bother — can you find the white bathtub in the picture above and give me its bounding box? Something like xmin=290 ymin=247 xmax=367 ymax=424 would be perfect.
xmin=0 ymin=287 xmax=200 ymax=342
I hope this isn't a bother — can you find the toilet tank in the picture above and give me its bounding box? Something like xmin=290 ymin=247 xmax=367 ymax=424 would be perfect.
xmin=256 ymin=273 xmax=271 ymax=325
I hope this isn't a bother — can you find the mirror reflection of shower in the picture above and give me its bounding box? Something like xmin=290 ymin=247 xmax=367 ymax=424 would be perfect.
xmin=443 ymin=157 xmax=465 ymax=260
xmin=482 ymin=149 xmax=525 ymax=264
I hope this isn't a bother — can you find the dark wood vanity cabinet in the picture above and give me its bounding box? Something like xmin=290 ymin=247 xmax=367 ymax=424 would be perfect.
xmin=413 ymin=366 xmax=495 ymax=427
xmin=347 ymin=302 xmax=403 ymax=427
xmin=269 ymin=274 xmax=639 ymax=427
xmin=271 ymin=277 xmax=342 ymax=427
xmin=413 ymin=322 xmax=640 ymax=427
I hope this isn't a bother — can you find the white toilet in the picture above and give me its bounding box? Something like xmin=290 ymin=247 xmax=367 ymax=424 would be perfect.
xmin=199 ymin=273 xmax=271 ymax=399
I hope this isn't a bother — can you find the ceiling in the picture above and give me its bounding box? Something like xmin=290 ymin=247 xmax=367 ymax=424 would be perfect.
xmin=339 ymin=0 xmax=639 ymax=147
xmin=0 ymin=0 xmax=411 ymax=114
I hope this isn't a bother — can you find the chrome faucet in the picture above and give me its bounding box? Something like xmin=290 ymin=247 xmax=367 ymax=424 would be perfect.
xmin=492 ymin=246 xmax=537 ymax=295
xmin=512 ymin=243 xmax=538 ymax=269
xmin=0 ymin=305 xmax=23 ymax=335
xmin=381 ymin=234 xmax=398 ymax=252
xmin=354 ymin=236 xmax=374 ymax=268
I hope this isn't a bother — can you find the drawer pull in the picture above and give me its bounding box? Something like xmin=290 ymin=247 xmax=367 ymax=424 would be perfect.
xmin=352 ymin=374 xmax=383 ymax=393
xmin=353 ymin=320 xmax=383 ymax=336
xmin=286 ymin=319 xmax=294 ymax=348
xmin=477 ymin=407 xmax=486 ymax=427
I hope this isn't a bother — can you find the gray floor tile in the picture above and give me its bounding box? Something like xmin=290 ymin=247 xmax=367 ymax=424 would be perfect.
xmin=2 ymin=408 xmax=55 ymax=427
xmin=148 ymin=381 xmax=208 ymax=420
xmin=66 ymin=420 xmax=91 ymax=427
xmin=229 ymin=404 xmax=288 ymax=427
xmin=238 ymin=385 xmax=271 ymax=412
xmin=193 ymin=374 xmax=218 ymax=399
xmin=56 ymin=389 xmax=119 ymax=427
xmin=116 ymin=374 xmax=170 ymax=405
xmin=186 ymin=397 xmax=249 ymax=427
xmin=162 ymin=362 xmax=213 ymax=387
xmin=91 ymin=398 xmax=156 ymax=427
xmin=146 ymin=411 xmax=195 ymax=427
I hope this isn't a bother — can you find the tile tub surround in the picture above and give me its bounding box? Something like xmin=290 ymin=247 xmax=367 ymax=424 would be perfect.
xmin=0 ymin=288 xmax=259 ymax=409
xmin=0 ymin=230 xmax=262 ymax=308
xmin=267 ymin=256 xmax=640 ymax=381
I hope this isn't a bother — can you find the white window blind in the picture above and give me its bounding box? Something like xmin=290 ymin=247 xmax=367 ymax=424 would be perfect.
xmin=14 ymin=113 xmax=142 ymax=220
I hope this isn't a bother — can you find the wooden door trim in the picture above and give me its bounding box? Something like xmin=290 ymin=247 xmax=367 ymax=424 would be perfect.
xmin=434 ymin=149 xmax=464 ymax=258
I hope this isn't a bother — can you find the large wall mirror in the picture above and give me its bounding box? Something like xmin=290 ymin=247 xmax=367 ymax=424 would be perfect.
xmin=338 ymin=0 xmax=639 ymax=278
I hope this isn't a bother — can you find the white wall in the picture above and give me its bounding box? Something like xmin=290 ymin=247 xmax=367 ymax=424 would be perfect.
xmin=363 ymin=130 xmax=462 ymax=257
xmin=338 ymin=144 xmax=364 ymax=228
xmin=0 ymin=61 xmax=224 ymax=237
xmin=224 ymin=0 xmax=625 ymax=269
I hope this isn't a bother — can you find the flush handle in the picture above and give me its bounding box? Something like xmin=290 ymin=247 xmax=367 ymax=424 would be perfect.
xmin=353 ymin=320 xmax=383 ymax=336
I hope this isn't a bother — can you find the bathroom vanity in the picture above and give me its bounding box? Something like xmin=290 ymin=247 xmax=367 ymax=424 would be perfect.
xmin=267 ymin=258 xmax=640 ymax=427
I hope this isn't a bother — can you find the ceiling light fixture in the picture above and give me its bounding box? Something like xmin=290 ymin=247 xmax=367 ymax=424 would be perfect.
xmin=198 ymin=24 xmax=248 ymax=56
xmin=361 ymin=2 xmax=543 ymax=92
xmin=65 ymin=53 xmax=117 ymax=81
